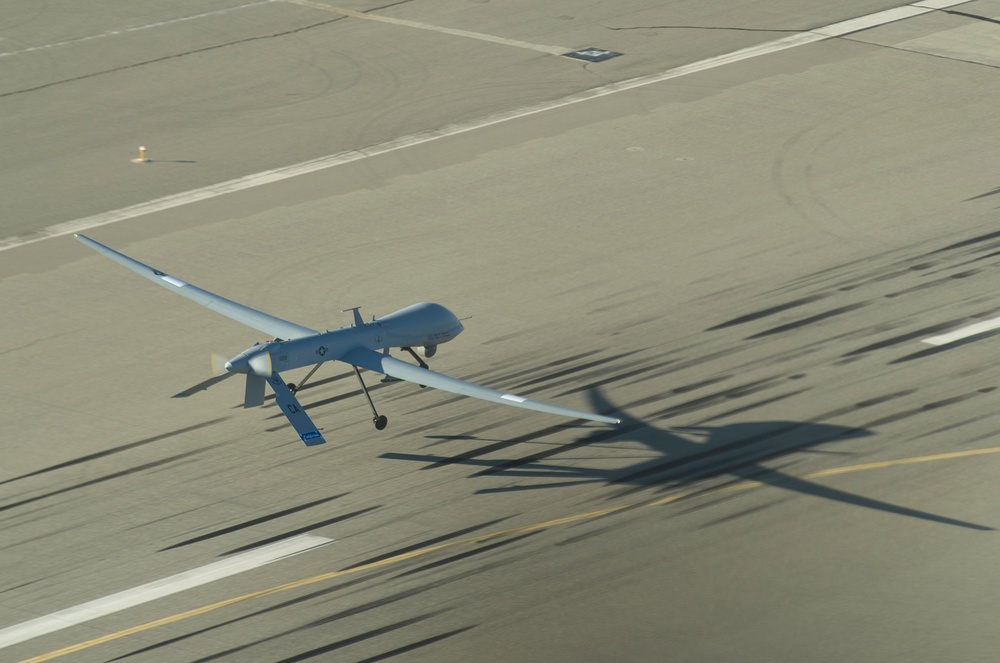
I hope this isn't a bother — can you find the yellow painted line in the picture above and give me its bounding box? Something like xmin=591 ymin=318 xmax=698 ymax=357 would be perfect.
xmin=282 ymin=0 xmax=571 ymax=56
xmin=803 ymin=446 xmax=1000 ymax=478
xmin=20 ymin=445 xmax=1000 ymax=662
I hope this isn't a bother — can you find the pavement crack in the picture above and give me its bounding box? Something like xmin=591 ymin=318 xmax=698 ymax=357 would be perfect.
xmin=0 ymin=18 xmax=343 ymax=99
xmin=943 ymin=9 xmax=1000 ymax=26
xmin=841 ymin=36 xmax=1000 ymax=71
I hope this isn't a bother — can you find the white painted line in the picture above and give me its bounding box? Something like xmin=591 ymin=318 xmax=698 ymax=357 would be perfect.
xmin=283 ymin=0 xmax=569 ymax=55
xmin=812 ymin=6 xmax=934 ymax=37
xmin=922 ymin=317 xmax=1000 ymax=346
xmin=914 ymin=0 xmax=968 ymax=8
xmin=0 ymin=1 xmax=276 ymax=59
xmin=0 ymin=533 xmax=332 ymax=650
xmin=0 ymin=0 xmax=973 ymax=254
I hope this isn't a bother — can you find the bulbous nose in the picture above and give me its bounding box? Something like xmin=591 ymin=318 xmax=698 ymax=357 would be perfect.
xmin=224 ymin=355 xmax=248 ymax=374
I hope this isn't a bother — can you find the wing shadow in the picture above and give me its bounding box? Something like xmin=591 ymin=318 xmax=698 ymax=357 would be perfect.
xmin=384 ymin=388 xmax=991 ymax=530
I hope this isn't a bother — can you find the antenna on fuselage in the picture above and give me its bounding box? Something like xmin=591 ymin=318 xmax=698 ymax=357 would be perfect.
xmin=341 ymin=306 xmax=364 ymax=327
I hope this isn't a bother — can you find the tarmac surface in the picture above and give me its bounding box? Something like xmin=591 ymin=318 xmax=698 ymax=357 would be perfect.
xmin=4 ymin=1 xmax=1000 ymax=661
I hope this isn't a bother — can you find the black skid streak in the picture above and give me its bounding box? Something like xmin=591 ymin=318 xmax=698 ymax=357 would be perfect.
xmin=928 ymin=228 xmax=1000 ymax=254
xmin=190 ymin=610 xmax=450 ymax=663
xmin=177 ymin=562 xmax=500 ymax=661
xmin=222 ymin=506 xmax=381 ymax=555
xmin=0 ymin=523 xmax=86 ymax=552
xmin=392 ymin=531 xmax=541 ymax=577
xmin=693 ymin=389 xmax=810 ymax=423
xmin=647 ymin=377 xmax=786 ymax=420
xmin=275 ymin=614 xmax=460 ymax=663
xmin=460 ymin=349 xmax=607 ymax=383
xmin=745 ymin=303 xmax=869 ymax=339
xmin=507 ymin=350 xmax=646 ymax=392
xmin=0 ymin=449 xmax=210 ymax=513
xmin=470 ymin=424 xmax=634 ymax=477
xmin=109 ymin=567 xmax=404 ymax=660
xmin=890 ymin=329 xmax=1000 ymax=363
xmin=842 ymin=322 xmax=967 ymax=356
xmin=706 ymin=294 xmax=828 ymax=330
xmin=699 ymin=499 xmax=791 ymax=528
xmin=883 ymin=271 xmax=984 ymax=298
xmin=858 ymin=391 xmax=990 ymax=429
xmin=352 ymin=627 xmax=477 ymax=663
xmin=551 ymin=356 xmax=682 ymax=397
xmin=527 ymin=352 xmax=670 ymax=394
xmin=159 ymin=493 xmax=350 ymax=551
xmin=341 ymin=518 xmax=513 ymax=571
xmin=312 ymin=560 xmax=518 ymax=628
xmin=0 ymin=418 xmax=228 ymax=486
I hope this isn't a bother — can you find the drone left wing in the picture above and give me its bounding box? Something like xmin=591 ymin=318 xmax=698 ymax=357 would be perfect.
xmin=76 ymin=235 xmax=318 ymax=340
xmin=342 ymin=347 xmax=620 ymax=425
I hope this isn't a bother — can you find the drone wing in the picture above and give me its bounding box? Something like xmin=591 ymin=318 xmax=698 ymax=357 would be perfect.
xmin=342 ymin=347 xmax=620 ymax=425
xmin=76 ymin=234 xmax=318 ymax=340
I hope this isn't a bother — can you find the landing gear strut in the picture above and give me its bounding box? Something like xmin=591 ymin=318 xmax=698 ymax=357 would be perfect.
xmin=400 ymin=347 xmax=429 ymax=387
xmin=401 ymin=347 xmax=429 ymax=369
xmin=288 ymin=362 xmax=323 ymax=394
xmin=353 ymin=366 xmax=388 ymax=430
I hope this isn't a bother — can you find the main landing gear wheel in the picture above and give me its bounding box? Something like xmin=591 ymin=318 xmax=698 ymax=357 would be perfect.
xmin=354 ymin=365 xmax=389 ymax=430
xmin=287 ymin=383 xmax=297 ymax=394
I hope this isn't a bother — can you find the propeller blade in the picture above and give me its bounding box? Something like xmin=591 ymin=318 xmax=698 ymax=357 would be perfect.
xmin=244 ymin=374 xmax=266 ymax=408
xmin=211 ymin=353 xmax=230 ymax=376
xmin=249 ymin=351 xmax=272 ymax=377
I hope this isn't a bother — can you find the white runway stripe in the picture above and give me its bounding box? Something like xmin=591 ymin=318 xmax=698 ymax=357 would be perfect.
xmin=0 ymin=534 xmax=332 ymax=650
xmin=922 ymin=317 xmax=1000 ymax=346
xmin=0 ymin=0 xmax=973 ymax=254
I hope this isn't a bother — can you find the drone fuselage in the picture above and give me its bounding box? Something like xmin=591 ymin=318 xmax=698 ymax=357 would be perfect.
xmin=225 ymin=302 xmax=464 ymax=376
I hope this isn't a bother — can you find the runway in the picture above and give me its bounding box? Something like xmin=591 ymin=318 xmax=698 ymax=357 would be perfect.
xmin=4 ymin=1 xmax=1000 ymax=661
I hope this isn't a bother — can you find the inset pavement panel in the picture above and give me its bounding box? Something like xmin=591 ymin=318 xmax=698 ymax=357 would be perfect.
xmin=563 ymin=48 xmax=623 ymax=62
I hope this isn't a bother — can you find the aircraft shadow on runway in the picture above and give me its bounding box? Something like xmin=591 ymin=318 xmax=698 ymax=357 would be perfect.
xmin=384 ymin=389 xmax=993 ymax=531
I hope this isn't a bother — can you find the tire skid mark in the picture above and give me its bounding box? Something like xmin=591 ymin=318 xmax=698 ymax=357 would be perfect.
xmin=341 ymin=518 xmax=512 ymax=571
xmin=352 ymin=626 xmax=476 ymax=662
xmin=470 ymin=423 xmax=637 ymax=477
xmin=706 ymin=294 xmax=829 ymax=330
xmin=693 ymin=389 xmax=810 ymax=423
xmin=160 ymin=493 xmax=350 ymax=551
xmin=0 ymin=449 xmax=211 ymax=513
xmin=646 ymin=377 xmax=786 ymax=420
xmin=891 ymin=329 xmax=1000 ymax=363
xmin=190 ymin=609 xmax=449 ymax=663
xmin=108 ymin=567 xmax=402 ymax=660
xmin=222 ymin=506 xmax=381 ymax=555
xmin=842 ymin=321 xmax=967 ymax=356
xmin=393 ymin=531 xmax=541 ymax=577
xmin=0 ymin=418 xmax=229 ymax=486
xmin=745 ymin=303 xmax=868 ymax=339
xmin=860 ymin=391 xmax=988 ymax=429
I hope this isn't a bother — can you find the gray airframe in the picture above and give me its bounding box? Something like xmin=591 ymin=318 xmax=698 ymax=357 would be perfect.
xmin=75 ymin=235 xmax=620 ymax=446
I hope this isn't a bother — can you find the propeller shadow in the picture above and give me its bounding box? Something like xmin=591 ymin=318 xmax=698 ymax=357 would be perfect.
xmin=384 ymin=388 xmax=992 ymax=531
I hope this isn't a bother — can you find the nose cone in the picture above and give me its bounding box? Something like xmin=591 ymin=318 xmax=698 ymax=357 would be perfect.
xmin=225 ymin=346 xmax=273 ymax=376
xmin=224 ymin=354 xmax=249 ymax=374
